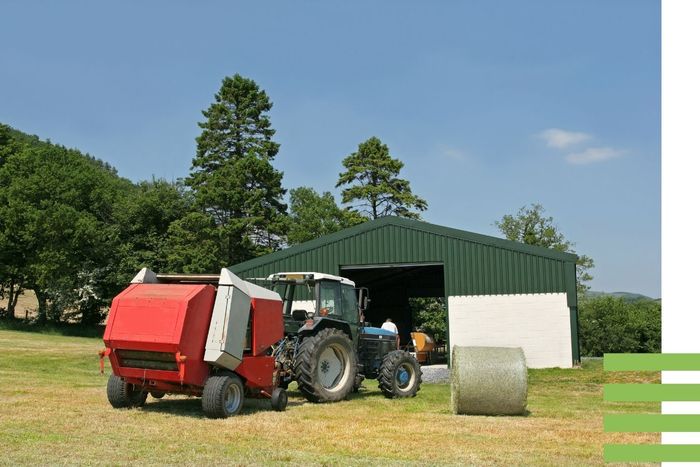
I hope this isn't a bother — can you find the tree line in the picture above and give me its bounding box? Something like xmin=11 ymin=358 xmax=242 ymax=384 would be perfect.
xmin=1 ymin=73 xmax=601 ymax=331
xmin=0 ymin=74 xmax=427 ymax=324
xmin=578 ymin=295 xmax=660 ymax=357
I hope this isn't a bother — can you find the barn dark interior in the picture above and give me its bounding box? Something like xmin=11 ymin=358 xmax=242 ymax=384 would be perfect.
xmin=340 ymin=263 xmax=445 ymax=345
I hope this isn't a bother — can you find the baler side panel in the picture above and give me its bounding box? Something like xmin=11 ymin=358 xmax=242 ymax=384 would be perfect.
xmin=203 ymin=285 xmax=251 ymax=371
xmin=250 ymin=298 xmax=284 ymax=356
xmin=179 ymin=285 xmax=216 ymax=385
xmin=103 ymin=284 xmax=137 ymax=341
xmin=104 ymin=285 xmax=130 ymax=377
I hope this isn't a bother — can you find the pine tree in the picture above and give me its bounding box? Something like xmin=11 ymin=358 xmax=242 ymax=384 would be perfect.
xmin=336 ymin=136 xmax=427 ymax=219
xmin=187 ymin=75 xmax=287 ymax=265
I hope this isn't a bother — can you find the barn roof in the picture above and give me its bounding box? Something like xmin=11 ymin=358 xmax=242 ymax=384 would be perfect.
xmin=230 ymin=216 xmax=577 ymax=273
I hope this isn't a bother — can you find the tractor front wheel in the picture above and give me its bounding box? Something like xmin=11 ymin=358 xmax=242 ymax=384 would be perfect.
xmin=352 ymin=373 xmax=365 ymax=393
xmin=378 ymin=350 xmax=422 ymax=398
xmin=294 ymin=328 xmax=357 ymax=403
xmin=202 ymin=375 xmax=245 ymax=418
xmin=107 ymin=374 xmax=147 ymax=408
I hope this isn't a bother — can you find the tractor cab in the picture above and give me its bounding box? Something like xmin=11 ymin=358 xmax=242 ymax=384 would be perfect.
xmin=267 ymin=272 xmax=368 ymax=343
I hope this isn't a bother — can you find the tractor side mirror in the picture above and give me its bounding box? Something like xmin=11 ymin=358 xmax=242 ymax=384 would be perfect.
xmin=357 ymin=287 xmax=369 ymax=311
xmin=291 ymin=309 xmax=307 ymax=321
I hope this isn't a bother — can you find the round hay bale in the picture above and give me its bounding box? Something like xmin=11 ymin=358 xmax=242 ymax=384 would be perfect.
xmin=451 ymin=346 xmax=527 ymax=416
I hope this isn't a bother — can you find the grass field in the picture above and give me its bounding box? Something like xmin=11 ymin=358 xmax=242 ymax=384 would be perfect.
xmin=0 ymin=329 xmax=658 ymax=465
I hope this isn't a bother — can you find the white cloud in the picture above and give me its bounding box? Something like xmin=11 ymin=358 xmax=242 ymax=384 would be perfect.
xmin=538 ymin=128 xmax=591 ymax=149
xmin=565 ymin=147 xmax=626 ymax=165
xmin=437 ymin=145 xmax=469 ymax=161
xmin=443 ymin=147 xmax=467 ymax=161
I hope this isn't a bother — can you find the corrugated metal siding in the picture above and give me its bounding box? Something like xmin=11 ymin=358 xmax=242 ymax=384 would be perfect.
xmin=231 ymin=223 xmax=571 ymax=297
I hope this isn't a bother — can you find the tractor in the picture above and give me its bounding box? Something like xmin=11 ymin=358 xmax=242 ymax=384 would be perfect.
xmin=268 ymin=272 xmax=422 ymax=402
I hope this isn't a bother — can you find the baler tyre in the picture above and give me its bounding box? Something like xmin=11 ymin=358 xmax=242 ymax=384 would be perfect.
xmin=202 ymin=375 xmax=244 ymax=419
xmin=150 ymin=390 xmax=165 ymax=399
xmin=107 ymin=374 xmax=147 ymax=408
xmin=130 ymin=389 xmax=148 ymax=407
xmin=378 ymin=350 xmax=422 ymax=398
xmin=271 ymin=388 xmax=288 ymax=412
xmin=293 ymin=328 xmax=357 ymax=403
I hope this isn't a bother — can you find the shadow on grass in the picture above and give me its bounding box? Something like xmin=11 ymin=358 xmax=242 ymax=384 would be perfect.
xmin=286 ymin=385 xmax=387 ymax=402
xmin=346 ymin=387 xmax=387 ymax=400
xmin=276 ymin=384 xmax=388 ymax=402
xmin=140 ymin=395 xmax=305 ymax=418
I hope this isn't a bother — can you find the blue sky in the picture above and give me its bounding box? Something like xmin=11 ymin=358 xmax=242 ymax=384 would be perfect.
xmin=0 ymin=1 xmax=660 ymax=297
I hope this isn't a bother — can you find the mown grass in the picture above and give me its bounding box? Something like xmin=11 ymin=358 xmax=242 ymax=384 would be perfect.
xmin=0 ymin=329 xmax=658 ymax=465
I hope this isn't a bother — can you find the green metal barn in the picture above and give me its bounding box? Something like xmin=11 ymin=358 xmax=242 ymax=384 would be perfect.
xmin=229 ymin=216 xmax=579 ymax=368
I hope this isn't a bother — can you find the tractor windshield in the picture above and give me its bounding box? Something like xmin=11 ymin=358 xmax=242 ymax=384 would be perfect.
xmin=273 ymin=281 xmax=315 ymax=316
xmin=318 ymin=281 xmax=342 ymax=317
xmin=340 ymin=284 xmax=359 ymax=323
xmin=271 ymin=278 xmax=357 ymax=322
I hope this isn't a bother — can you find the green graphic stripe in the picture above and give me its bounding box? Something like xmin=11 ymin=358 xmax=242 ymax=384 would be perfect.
xmin=604 ymin=353 xmax=700 ymax=371
xmin=605 ymin=414 xmax=700 ymax=432
xmin=604 ymin=384 xmax=700 ymax=401
xmin=605 ymin=444 xmax=700 ymax=462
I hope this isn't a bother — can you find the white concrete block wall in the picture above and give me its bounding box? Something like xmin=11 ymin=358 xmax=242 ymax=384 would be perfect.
xmin=448 ymin=293 xmax=573 ymax=368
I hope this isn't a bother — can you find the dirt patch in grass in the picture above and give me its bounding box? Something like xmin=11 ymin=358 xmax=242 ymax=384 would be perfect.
xmin=0 ymin=330 xmax=657 ymax=465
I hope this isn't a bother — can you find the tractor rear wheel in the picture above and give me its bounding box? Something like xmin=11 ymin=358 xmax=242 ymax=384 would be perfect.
xmin=294 ymin=328 xmax=357 ymax=403
xmin=378 ymin=350 xmax=422 ymax=398
xmin=107 ymin=374 xmax=147 ymax=408
xmin=202 ymin=375 xmax=244 ymax=418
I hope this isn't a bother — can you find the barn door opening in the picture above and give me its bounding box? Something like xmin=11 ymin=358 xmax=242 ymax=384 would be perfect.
xmin=340 ymin=263 xmax=446 ymax=358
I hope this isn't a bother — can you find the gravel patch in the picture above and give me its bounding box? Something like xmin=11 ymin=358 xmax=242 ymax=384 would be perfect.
xmin=420 ymin=364 xmax=450 ymax=384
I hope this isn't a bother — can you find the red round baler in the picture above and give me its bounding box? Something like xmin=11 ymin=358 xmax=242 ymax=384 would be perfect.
xmin=101 ymin=268 xmax=287 ymax=417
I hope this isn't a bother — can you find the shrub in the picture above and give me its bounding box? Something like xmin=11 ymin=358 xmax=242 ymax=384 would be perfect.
xmin=409 ymin=297 xmax=447 ymax=343
xmin=578 ymin=296 xmax=661 ymax=356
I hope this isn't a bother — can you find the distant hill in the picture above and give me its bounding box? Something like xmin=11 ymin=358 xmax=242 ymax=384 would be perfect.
xmin=584 ymin=291 xmax=659 ymax=302
xmin=1 ymin=123 xmax=119 ymax=175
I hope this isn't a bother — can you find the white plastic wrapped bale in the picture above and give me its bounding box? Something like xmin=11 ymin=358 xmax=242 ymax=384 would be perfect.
xmin=451 ymin=346 xmax=528 ymax=416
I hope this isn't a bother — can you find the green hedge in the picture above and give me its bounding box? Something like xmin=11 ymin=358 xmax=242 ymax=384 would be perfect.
xmin=0 ymin=319 xmax=105 ymax=338
xmin=578 ymin=296 xmax=660 ymax=357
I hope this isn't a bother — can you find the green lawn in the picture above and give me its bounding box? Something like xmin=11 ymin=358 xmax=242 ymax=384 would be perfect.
xmin=0 ymin=329 xmax=658 ymax=465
